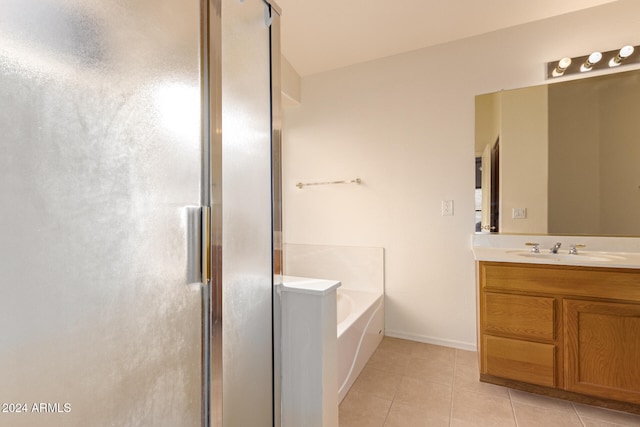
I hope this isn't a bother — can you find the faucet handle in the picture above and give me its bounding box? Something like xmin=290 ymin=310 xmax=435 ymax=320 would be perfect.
xmin=525 ymin=242 xmax=540 ymax=253
xmin=569 ymin=244 xmax=586 ymax=255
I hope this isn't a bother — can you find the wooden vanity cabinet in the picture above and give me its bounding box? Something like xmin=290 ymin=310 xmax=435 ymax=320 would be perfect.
xmin=478 ymin=261 xmax=640 ymax=411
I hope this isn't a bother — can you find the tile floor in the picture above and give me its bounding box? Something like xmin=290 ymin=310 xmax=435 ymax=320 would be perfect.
xmin=339 ymin=336 xmax=640 ymax=427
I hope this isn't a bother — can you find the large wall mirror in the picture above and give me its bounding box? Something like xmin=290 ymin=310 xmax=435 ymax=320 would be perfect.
xmin=475 ymin=68 xmax=640 ymax=237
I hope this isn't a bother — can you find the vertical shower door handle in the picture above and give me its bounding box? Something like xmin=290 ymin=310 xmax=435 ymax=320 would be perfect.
xmin=185 ymin=205 xmax=211 ymax=287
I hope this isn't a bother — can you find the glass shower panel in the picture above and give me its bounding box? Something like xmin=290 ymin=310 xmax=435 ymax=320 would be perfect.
xmin=0 ymin=1 xmax=204 ymax=426
xmin=221 ymin=0 xmax=274 ymax=425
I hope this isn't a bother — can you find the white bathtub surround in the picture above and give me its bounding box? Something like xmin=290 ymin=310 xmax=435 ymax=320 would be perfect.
xmin=280 ymin=276 xmax=340 ymax=427
xmin=284 ymin=243 xmax=384 ymax=293
xmin=284 ymin=243 xmax=385 ymax=403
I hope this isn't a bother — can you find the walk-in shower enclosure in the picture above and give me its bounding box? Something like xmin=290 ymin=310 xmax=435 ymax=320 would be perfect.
xmin=0 ymin=0 xmax=282 ymax=426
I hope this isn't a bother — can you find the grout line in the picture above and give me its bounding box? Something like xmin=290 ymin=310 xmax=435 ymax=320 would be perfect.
xmin=449 ymin=350 xmax=457 ymax=426
xmin=571 ymin=403 xmax=587 ymax=427
xmin=381 ymin=398 xmax=393 ymax=427
xmin=508 ymin=389 xmax=519 ymax=427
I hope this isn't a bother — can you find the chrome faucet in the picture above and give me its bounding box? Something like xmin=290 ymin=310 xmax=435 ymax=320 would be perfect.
xmin=525 ymin=242 xmax=540 ymax=253
xmin=550 ymin=242 xmax=562 ymax=254
xmin=569 ymin=244 xmax=586 ymax=255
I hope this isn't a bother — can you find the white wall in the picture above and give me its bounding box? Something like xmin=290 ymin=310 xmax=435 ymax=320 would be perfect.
xmin=281 ymin=55 xmax=301 ymax=105
xmin=281 ymin=0 xmax=640 ymax=350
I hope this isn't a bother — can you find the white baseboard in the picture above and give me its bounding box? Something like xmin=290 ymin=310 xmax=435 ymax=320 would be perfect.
xmin=384 ymin=329 xmax=477 ymax=352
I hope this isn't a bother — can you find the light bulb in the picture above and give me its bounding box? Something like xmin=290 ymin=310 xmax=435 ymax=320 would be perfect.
xmin=552 ymin=57 xmax=572 ymax=77
xmin=580 ymin=51 xmax=602 ymax=72
xmin=609 ymin=45 xmax=635 ymax=67
xmin=558 ymin=57 xmax=572 ymax=68
xmin=620 ymin=45 xmax=635 ymax=58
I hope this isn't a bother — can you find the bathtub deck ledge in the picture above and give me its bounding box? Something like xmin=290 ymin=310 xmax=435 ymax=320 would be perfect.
xmin=281 ymin=275 xmax=342 ymax=295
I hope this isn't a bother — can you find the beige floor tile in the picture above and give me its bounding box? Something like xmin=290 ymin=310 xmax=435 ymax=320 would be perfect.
xmin=509 ymin=389 xmax=575 ymax=412
xmin=339 ymin=389 xmax=391 ymax=427
xmin=351 ymin=366 xmax=403 ymax=401
xmin=581 ymin=418 xmax=635 ymax=427
xmin=411 ymin=341 xmax=456 ymax=361
xmin=454 ymin=349 xmax=479 ymax=366
xmin=454 ymin=350 xmax=510 ymax=399
xmin=512 ymin=401 xmax=583 ymax=427
xmin=450 ymin=389 xmax=516 ymax=427
xmin=453 ymin=372 xmax=511 ymax=399
xmin=453 ymin=350 xmax=478 ymax=379
xmin=378 ymin=336 xmax=420 ymax=355
xmin=404 ymin=355 xmax=455 ymax=386
xmin=366 ymin=348 xmax=411 ymax=375
xmin=573 ymin=403 xmax=640 ymax=426
xmin=383 ymin=401 xmax=449 ymax=427
xmin=347 ymin=337 xmax=640 ymax=427
xmin=394 ymin=376 xmax=452 ymax=412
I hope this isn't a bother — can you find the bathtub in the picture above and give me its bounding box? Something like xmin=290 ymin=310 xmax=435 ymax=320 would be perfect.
xmin=337 ymin=288 xmax=384 ymax=403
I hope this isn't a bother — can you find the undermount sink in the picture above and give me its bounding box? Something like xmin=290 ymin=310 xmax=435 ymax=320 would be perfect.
xmin=506 ymin=250 xmax=627 ymax=263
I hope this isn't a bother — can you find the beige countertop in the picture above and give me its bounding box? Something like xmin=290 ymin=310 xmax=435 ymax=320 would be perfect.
xmin=472 ymin=234 xmax=640 ymax=269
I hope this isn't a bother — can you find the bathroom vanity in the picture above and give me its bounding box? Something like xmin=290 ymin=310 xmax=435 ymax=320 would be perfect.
xmin=473 ymin=237 xmax=640 ymax=414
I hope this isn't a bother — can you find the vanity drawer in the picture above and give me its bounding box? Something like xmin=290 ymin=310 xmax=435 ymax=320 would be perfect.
xmin=480 ymin=262 xmax=640 ymax=302
xmin=483 ymin=335 xmax=556 ymax=387
xmin=483 ymin=292 xmax=555 ymax=342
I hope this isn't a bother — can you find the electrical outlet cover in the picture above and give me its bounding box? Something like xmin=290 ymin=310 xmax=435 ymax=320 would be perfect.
xmin=442 ymin=200 xmax=454 ymax=216
xmin=512 ymin=208 xmax=527 ymax=219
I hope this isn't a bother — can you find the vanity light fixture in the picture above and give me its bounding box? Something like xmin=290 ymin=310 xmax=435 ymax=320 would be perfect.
xmin=546 ymin=44 xmax=639 ymax=79
xmin=552 ymin=57 xmax=572 ymax=77
xmin=580 ymin=51 xmax=602 ymax=72
xmin=609 ymin=45 xmax=635 ymax=67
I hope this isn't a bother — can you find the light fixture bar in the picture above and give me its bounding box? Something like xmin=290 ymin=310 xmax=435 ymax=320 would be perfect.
xmin=546 ymin=44 xmax=639 ymax=79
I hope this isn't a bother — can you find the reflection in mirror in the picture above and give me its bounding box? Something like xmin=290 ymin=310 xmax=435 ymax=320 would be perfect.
xmin=475 ymin=68 xmax=640 ymax=237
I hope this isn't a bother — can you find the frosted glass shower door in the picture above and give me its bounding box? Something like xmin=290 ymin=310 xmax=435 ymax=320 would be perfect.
xmin=220 ymin=0 xmax=277 ymax=426
xmin=0 ymin=1 xmax=207 ymax=426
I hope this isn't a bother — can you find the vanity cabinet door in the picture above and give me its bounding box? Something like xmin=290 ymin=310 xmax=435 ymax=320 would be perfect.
xmin=564 ymin=299 xmax=640 ymax=404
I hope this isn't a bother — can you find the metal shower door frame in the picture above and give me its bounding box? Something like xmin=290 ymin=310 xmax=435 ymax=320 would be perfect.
xmin=204 ymin=0 xmax=283 ymax=426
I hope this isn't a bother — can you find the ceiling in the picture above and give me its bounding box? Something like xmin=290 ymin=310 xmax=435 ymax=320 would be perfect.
xmin=275 ymin=0 xmax=620 ymax=77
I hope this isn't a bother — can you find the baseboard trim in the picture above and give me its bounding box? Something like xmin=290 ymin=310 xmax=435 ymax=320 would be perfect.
xmin=384 ymin=329 xmax=477 ymax=352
